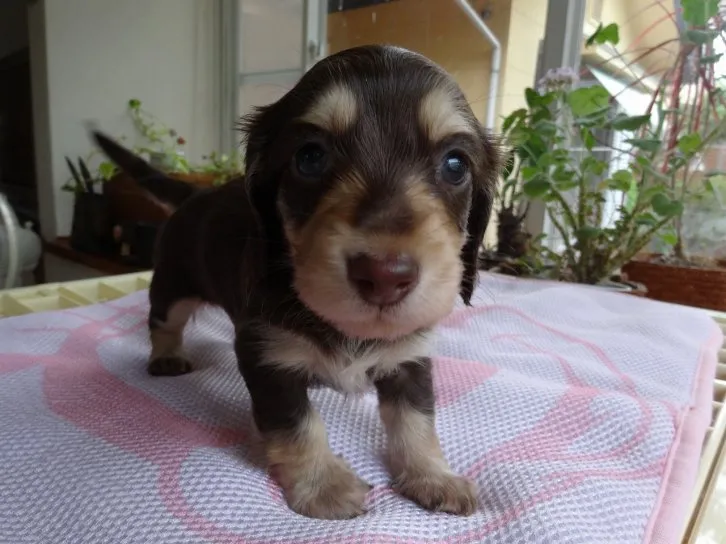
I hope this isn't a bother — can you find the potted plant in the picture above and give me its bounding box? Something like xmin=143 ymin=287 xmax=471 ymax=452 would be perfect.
xmin=63 ymin=155 xmax=115 ymax=255
xmin=499 ymin=61 xmax=693 ymax=294
xmin=97 ymin=99 xmax=244 ymax=231
xmin=479 ymin=129 xmax=535 ymax=276
xmin=126 ymin=98 xmax=241 ymax=187
xmin=606 ymin=1 xmax=726 ymax=310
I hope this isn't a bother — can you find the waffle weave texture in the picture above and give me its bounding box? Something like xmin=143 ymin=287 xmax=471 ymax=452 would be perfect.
xmin=0 ymin=274 xmax=720 ymax=544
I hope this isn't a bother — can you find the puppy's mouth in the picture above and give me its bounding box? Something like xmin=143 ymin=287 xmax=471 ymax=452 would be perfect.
xmin=286 ymin=219 xmax=464 ymax=341
xmin=295 ymin=251 xmax=458 ymax=341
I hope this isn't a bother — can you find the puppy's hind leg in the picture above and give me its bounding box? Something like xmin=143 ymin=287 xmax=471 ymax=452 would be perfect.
xmin=147 ymin=275 xmax=200 ymax=377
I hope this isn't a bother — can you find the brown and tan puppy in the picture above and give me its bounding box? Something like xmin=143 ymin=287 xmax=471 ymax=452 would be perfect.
xmin=93 ymin=45 xmax=500 ymax=520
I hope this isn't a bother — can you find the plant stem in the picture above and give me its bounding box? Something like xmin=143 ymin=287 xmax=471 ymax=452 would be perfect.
xmin=611 ymin=214 xmax=674 ymax=271
xmin=546 ymin=206 xmax=578 ymax=274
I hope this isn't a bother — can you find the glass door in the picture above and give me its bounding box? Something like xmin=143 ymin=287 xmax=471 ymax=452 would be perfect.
xmin=236 ymin=0 xmax=326 ymax=119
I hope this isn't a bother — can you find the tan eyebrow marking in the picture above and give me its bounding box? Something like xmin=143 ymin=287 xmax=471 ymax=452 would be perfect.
xmin=299 ymin=84 xmax=358 ymax=133
xmin=419 ymin=87 xmax=475 ymax=143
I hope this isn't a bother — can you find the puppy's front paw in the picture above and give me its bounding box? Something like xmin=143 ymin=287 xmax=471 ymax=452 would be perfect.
xmin=278 ymin=456 xmax=370 ymax=519
xmin=147 ymin=356 xmax=193 ymax=376
xmin=395 ymin=471 xmax=478 ymax=515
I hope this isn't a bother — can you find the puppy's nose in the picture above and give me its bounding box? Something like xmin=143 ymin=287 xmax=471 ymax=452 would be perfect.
xmin=346 ymin=253 xmax=420 ymax=306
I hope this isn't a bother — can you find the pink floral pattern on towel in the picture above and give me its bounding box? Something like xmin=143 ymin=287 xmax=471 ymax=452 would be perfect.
xmin=0 ymin=273 xmax=720 ymax=544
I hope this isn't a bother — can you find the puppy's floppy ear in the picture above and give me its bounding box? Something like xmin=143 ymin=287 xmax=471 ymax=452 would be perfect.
xmin=459 ymin=129 xmax=500 ymax=305
xmin=91 ymin=131 xmax=198 ymax=211
xmin=237 ymin=105 xmax=286 ymax=226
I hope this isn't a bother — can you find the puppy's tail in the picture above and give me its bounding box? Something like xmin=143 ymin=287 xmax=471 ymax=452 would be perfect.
xmin=91 ymin=131 xmax=199 ymax=210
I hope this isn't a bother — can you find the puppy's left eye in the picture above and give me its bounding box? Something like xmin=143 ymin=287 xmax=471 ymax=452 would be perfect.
xmin=294 ymin=143 xmax=327 ymax=178
xmin=440 ymin=152 xmax=469 ymax=185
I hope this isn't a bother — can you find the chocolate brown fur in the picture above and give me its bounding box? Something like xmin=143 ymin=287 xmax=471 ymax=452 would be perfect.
xmin=94 ymin=45 xmax=499 ymax=519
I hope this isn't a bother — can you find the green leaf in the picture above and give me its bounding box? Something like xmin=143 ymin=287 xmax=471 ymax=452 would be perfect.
xmin=507 ymin=128 xmax=531 ymax=147
xmin=575 ymin=226 xmax=601 ymax=240
xmin=525 ymin=88 xmax=541 ymax=108
xmin=660 ymin=230 xmax=678 ymax=246
xmin=640 ymin=186 xmax=668 ymax=202
xmin=521 ymin=166 xmax=539 ymax=180
xmin=98 ymin=162 xmax=117 ymax=180
xmin=554 ymin=178 xmax=579 ymax=191
xmin=626 ymin=138 xmax=661 ymax=152
xmin=581 ymin=128 xmax=596 ymax=151
xmin=685 ymin=29 xmax=720 ymax=45
xmin=567 ymin=86 xmax=610 ymax=118
xmin=635 ymin=213 xmax=658 ymax=227
xmin=586 ymin=22 xmax=620 ymax=47
xmin=668 ymin=154 xmax=689 ymax=170
xmin=502 ymin=108 xmax=527 ymax=133
xmin=677 ymin=132 xmax=703 ymax=155
xmin=533 ymin=119 xmax=558 ymax=137
xmin=537 ymin=151 xmax=569 ymax=169
xmin=574 ymin=105 xmax=611 ymax=127
xmin=681 ymin=0 xmax=719 ymax=26
xmin=625 ymin=181 xmax=639 ymax=212
xmin=651 ymin=193 xmax=684 ymax=217
xmin=608 ymin=169 xmax=633 ymax=191
xmin=609 ymin=114 xmax=651 ymax=131
xmin=700 ymin=53 xmax=723 ymax=65
xmin=705 ymin=177 xmax=718 ymax=195
xmin=635 ymin=155 xmax=650 ymax=167
xmin=586 ymin=23 xmax=603 ymax=47
xmin=581 ymin=156 xmax=607 ymax=176
xmin=128 ymin=98 xmax=141 ymax=109
xmin=552 ymin=166 xmax=577 ymax=190
xmin=552 ymin=166 xmax=575 ymax=181
xmin=643 ymin=164 xmax=670 ymax=182
xmin=522 ymin=178 xmax=551 ymax=198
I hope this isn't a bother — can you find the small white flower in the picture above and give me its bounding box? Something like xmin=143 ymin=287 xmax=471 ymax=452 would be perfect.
xmin=538 ymin=66 xmax=580 ymax=90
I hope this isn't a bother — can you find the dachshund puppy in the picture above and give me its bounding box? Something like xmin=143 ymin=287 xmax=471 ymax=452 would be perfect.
xmin=93 ymin=44 xmax=499 ymax=520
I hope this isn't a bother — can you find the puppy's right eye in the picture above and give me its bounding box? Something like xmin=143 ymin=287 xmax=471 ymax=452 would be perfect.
xmin=440 ymin=152 xmax=469 ymax=186
xmin=294 ymin=143 xmax=327 ymax=178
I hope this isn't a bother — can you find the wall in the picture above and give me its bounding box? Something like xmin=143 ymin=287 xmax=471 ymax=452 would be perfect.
xmin=497 ymin=0 xmax=547 ymax=116
xmin=327 ymin=0 xmax=548 ymax=247
xmin=0 ymin=0 xmax=29 ymax=59
xmin=28 ymin=0 xmax=221 ymax=240
xmin=327 ymin=0 xmax=513 ymax=125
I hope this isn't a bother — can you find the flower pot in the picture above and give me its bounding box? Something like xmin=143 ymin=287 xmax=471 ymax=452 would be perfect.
xmin=104 ymin=173 xmax=174 ymax=225
xmin=169 ymin=172 xmax=218 ymax=187
xmin=595 ymin=279 xmax=648 ymax=297
xmin=622 ymin=255 xmax=726 ymax=311
xmin=69 ymin=192 xmax=113 ymax=255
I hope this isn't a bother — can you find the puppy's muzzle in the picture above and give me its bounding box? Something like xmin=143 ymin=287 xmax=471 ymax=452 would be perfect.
xmin=346 ymin=253 xmax=420 ymax=307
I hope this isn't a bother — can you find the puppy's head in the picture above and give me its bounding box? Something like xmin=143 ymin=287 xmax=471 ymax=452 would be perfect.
xmin=243 ymin=45 xmax=499 ymax=341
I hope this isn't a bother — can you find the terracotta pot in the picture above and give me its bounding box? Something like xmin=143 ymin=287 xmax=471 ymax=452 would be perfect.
xmin=622 ymin=254 xmax=726 ymax=311
xmin=104 ymin=173 xmax=171 ymax=224
xmin=103 ymin=170 xmax=215 ymax=225
xmin=169 ymin=172 xmax=218 ymax=187
xmin=596 ymin=279 xmax=648 ymax=298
